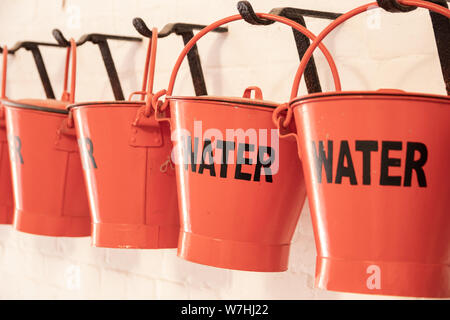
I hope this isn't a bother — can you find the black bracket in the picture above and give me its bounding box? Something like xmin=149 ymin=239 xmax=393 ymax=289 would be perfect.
xmin=238 ymin=0 xmax=450 ymax=96
xmin=237 ymin=1 xmax=341 ymax=94
xmin=424 ymin=0 xmax=450 ymax=95
xmin=0 ymin=41 xmax=67 ymax=99
xmin=133 ymin=18 xmax=228 ymax=96
xmin=53 ymin=29 xmax=142 ymax=100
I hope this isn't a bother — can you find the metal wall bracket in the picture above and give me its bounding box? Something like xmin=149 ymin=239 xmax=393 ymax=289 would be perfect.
xmin=238 ymin=0 xmax=450 ymax=95
xmin=52 ymin=30 xmax=142 ymax=100
xmin=133 ymin=18 xmax=228 ymax=96
xmin=425 ymin=0 xmax=449 ymax=95
xmin=1 ymin=41 xmax=66 ymax=99
xmin=237 ymin=1 xmax=341 ymax=94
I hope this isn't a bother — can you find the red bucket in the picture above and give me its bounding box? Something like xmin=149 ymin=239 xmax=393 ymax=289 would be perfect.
xmin=1 ymin=39 xmax=91 ymax=237
xmin=68 ymin=29 xmax=179 ymax=248
xmin=151 ymin=14 xmax=341 ymax=271
xmin=0 ymin=47 xmax=14 ymax=224
xmin=274 ymin=0 xmax=450 ymax=297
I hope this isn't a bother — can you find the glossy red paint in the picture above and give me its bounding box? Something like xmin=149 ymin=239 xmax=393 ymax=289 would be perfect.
xmin=152 ymin=13 xmax=340 ymax=271
xmin=2 ymin=40 xmax=91 ymax=236
xmin=275 ymin=0 xmax=450 ymax=297
xmin=69 ymin=29 xmax=179 ymax=248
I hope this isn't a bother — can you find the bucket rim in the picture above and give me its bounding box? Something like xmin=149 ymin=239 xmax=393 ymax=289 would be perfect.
xmin=67 ymin=100 xmax=145 ymax=110
xmin=289 ymin=90 xmax=450 ymax=106
xmin=167 ymin=95 xmax=279 ymax=109
xmin=0 ymin=98 xmax=69 ymax=115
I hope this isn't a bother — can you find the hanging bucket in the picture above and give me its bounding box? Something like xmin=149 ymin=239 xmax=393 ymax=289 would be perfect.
xmin=68 ymin=29 xmax=179 ymax=248
xmin=0 ymin=47 xmax=14 ymax=224
xmin=1 ymin=39 xmax=91 ymax=237
xmin=273 ymin=0 xmax=450 ymax=297
xmin=151 ymin=14 xmax=341 ymax=271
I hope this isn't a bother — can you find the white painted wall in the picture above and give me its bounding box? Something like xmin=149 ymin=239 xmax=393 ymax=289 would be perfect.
xmin=0 ymin=0 xmax=446 ymax=299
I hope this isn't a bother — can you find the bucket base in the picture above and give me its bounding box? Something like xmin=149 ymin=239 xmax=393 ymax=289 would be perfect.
xmin=0 ymin=204 xmax=13 ymax=224
xmin=316 ymin=256 xmax=450 ymax=298
xmin=14 ymin=209 xmax=91 ymax=237
xmin=92 ymin=222 xmax=179 ymax=249
xmin=177 ymin=231 xmax=290 ymax=272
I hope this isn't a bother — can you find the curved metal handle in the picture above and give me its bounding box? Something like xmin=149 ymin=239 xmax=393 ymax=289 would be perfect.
xmin=2 ymin=39 xmax=66 ymax=99
xmin=53 ymin=29 xmax=142 ymax=101
xmin=61 ymin=39 xmax=77 ymax=104
xmin=133 ymin=18 xmax=228 ymax=96
xmin=156 ymin=12 xmax=342 ymax=111
xmin=143 ymin=28 xmax=158 ymax=116
xmin=290 ymin=0 xmax=450 ymax=99
xmin=1 ymin=46 xmax=8 ymax=99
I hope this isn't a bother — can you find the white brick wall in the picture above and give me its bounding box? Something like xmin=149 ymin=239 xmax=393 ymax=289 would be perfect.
xmin=0 ymin=0 xmax=445 ymax=299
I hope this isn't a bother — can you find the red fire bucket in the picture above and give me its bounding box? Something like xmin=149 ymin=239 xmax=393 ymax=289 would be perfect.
xmin=273 ymin=0 xmax=450 ymax=297
xmin=1 ymin=39 xmax=91 ymax=237
xmin=151 ymin=14 xmax=341 ymax=271
xmin=68 ymin=29 xmax=179 ymax=248
xmin=0 ymin=47 xmax=14 ymax=224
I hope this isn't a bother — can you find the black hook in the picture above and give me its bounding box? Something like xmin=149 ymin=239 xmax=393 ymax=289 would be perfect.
xmin=237 ymin=1 xmax=341 ymax=94
xmin=238 ymin=0 xmax=449 ymax=96
xmin=425 ymin=0 xmax=450 ymax=95
xmin=133 ymin=18 xmax=227 ymax=38
xmin=133 ymin=18 xmax=227 ymax=96
xmin=1 ymin=40 xmax=68 ymax=99
xmin=53 ymin=28 xmax=142 ymax=101
xmin=237 ymin=1 xmax=274 ymax=25
xmin=377 ymin=0 xmax=417 ymax=12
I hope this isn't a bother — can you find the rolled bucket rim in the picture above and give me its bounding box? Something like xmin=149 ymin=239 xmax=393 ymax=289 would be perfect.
xmin=67 ymin=100 xmax=146 ymax=111
xmin=166 ymin=95 xmax=280 ymax=109
xmin=1 ymin=98 xmax=69 ymax=115
xmin=289 ymin=90 xmax=450 ymax=107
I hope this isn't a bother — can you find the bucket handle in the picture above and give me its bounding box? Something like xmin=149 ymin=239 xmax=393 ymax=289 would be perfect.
xmin=290 ymin=0 xmax=450 ymax=99
xmin=61 ymin=38 xmax=77 ymax=104
xmin=63 ymin=39 xmax=77 ymax=129
xmin=128 ymin=27 xmax=158 ymax=118
xmin=1 ymin=45 xmax=8 ymax=100
xmin=1 ymin=40 xmax=77 ymax=104
xmin=151 ymin=13 xmax=342 ymax=113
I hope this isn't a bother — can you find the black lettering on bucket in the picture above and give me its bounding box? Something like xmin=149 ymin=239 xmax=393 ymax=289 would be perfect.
xmin=179 ymin=135 xmax=275 ymax=183
xmin=9 ymin=135 xmax=24 ymax=164
xmin=404 ymin=142 xmax=427 ymax=187
xmin=198 ymin=139 xmax=216 ymax=176
xmin=311 ymin=139 xmax=428 ymax=188
xmin=183 ymin=135 xmax=199 ymax=173
xmin=78 ymin=137 xmax=97 ymax=170
xmin=335 ymin=140 xmax=357 ymax=185
xmin=380 ymin=141 xmax=402 ymax=186
xmin=235 ymin=143 xmax=253 ymax=181
xmin=216 ymin=139 xmax=235 ymax=178
xmin=355 ymin=140 xmax=378 ymax=185
xmin=312 ymin=140 xmax=333 ymax=183
xmin=253 ymin=146 xmax=274 ymax=183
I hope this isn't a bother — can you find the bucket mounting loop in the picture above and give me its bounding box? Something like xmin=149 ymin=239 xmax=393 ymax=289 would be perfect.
xmin=272 ymin=103 xmax=293 ymax=129
xmin=151 ymin=89 xmax=168 ymax=113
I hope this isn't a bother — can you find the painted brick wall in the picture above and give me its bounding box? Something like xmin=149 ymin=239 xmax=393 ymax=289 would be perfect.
xmin=0 ymin=0 xmax=445 ymax=299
